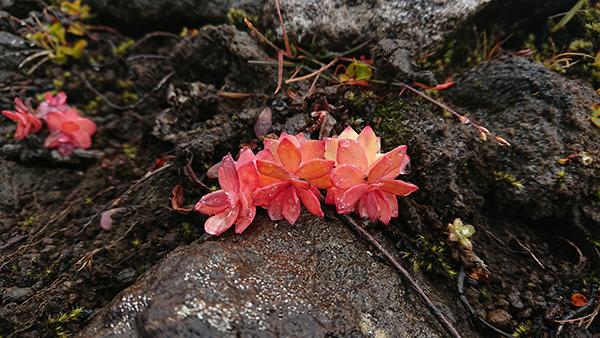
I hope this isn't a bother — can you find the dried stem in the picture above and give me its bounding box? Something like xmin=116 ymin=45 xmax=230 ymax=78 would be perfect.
xmin=340 ymin=214 xmax=463 ymax=338
xmin=286 ymin=57 xmax=338 ymax=83
xmin=458 ymin=267 xmax=513 ymax=337
xmin=373 ymin=80 xmax=510 ymax=146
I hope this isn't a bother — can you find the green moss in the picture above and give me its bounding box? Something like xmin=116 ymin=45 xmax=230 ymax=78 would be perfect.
xmin=21 ymin=216 xmax=37 ymax=227
xmin=493 ymin=171 xmax=524 ymax=190
xmin=46 ymin=307 xmax=85 ymax=338
xmin=401 ymin=235 xmax=457 ymax=278
xmin=227 ymin=8 xmax=258 ymax=29
xmin=122 ymin=143 xmax=138 ymax=159
xmin=112 ymin=39 xmax=135 ymax=57
xmin=121 ymin=91 xmax=139 ymax=104
xmin=373 ymin=99 xmax=412 ymax=148
xmin=512 ymin=322 xmax=531 ymax=337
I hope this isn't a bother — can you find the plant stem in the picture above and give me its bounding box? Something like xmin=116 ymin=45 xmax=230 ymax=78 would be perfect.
xmin=340 ymin=214 xmax=463 ymax=338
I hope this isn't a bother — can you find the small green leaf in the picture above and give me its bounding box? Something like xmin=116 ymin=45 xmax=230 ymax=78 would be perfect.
xmin=592 ymin=104 xmax=600 ymax=128
xmin=551 ymin=0 xmax=586 ymax=33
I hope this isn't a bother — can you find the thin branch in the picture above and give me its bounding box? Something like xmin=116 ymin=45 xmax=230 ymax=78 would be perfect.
xmin=79 ymin=71 xmax=173 ymax=110
xmin=79 ymin=163 xmax=173 ymax=232
xmin=274 ymin=0 xmax=292 ymax=56
xmin=340 ymin=214 xmax=463 ymax=338
xmin=285 ymin=57 xmax=337 ymax=83
xmin=458 ymin=267 xmax=513 ymax=337
xmin=130 ymin=31 xmax=181 ymax=51
xmin=374 ymin=80 xmax=510 ymax=146
xmin=507 ymin=232 xmax=545 ymax=269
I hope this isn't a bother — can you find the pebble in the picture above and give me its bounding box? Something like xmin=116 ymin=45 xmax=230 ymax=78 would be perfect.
xmin=117 ymin=268 xmax=137 ymax=284
xmin=487 ymin=309 xmax=512 ymax=328
xmin=2 ymin=287 xmax=33 ymax=303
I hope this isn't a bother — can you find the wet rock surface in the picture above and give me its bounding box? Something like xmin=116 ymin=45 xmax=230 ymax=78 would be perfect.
xmin=85 ymin=0 xmax=263 ymax=30
xmin=0 ymin=31 xmax=30 ymax=81
xmin=173 ymin=24 xmax=276 ymax=92
xmin=87 ymin=0 xmax=492 ymax=52
xmin=80 ymin=214 xmax=473 ymax=337
xmin=273 ymin=0 xmax=491 ymax=50
xmin=448 ymin=56 xmax=600 ymax=235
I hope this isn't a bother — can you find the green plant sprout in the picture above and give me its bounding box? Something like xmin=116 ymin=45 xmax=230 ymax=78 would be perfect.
xmin=494 ymin=171 xmax=525 ymax=190
xmin=448 ymin=218 xmax=475 ymax=250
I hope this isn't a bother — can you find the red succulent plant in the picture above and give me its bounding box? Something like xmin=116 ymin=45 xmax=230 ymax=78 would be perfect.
xmin=324 ymin=126 xmax=418 ymax=224
xmin=195 ymin=149 xmax=259 ymax=235
xmin=3 ymin=92 xmax=97 ymax=156
xmin=194 ymin=126 xmax=419 ymax=236
xmin=1 ymin=98 xmax=42 ymax=140
xmin=45 ymin=108 xmax=97 ymax=156
xmin=36 ymin=92 xmax=69 ymax=119
xmin=253 ymin=133 xmax=334 ymax=225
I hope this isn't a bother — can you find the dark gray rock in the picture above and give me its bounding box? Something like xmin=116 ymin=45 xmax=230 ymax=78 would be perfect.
xmin=80 ymin=214 xmax=473 ymax=337
xmin=0 ymin=31 xmax=29 ymax=81
xmin=87 ymin=0 xmax=494 ymax=53
xmin=447 ymin=56 xmax=600 ymax=234
xmin=2 ymin=287 xmax=33 ymax=303
xmin=0 ymin=11 xmax=14 ymax=32
xmin=486 ymin=309 xmax=512 ymax=328
xmin=372 ymin=39 xmax=436 ymax=85
xmin=275 ymin=0 xmax=491 ymax=51
xmin=173 ymin=25 xmax=276 ymax=93
xmin=86 ymin=0 xmax=263 ymax=29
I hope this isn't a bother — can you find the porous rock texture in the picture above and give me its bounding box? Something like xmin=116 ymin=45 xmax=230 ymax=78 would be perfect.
xmin=79 ymin=214 xmax=473 ymax=337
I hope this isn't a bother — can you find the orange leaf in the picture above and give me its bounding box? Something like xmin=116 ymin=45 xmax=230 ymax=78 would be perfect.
xmin=171 ymin=185 xmax=193 ymax=213
xmin=571 ymin=293 xmax=587 ymax=307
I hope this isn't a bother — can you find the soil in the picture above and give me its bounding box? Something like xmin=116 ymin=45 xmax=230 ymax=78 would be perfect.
xmin=0 ymin=1 xmax=599 ymax=337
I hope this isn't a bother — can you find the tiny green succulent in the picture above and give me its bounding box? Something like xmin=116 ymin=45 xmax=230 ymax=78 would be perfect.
xmin=448 ymin=218 xmax=475 ymax=250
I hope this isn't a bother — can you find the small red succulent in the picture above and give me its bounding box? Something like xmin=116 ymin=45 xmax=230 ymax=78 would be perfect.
xmin=324 ymin=126 xmax=418 ymax=224
xmin=36 ymin=92 xmax=69 ymax=119
xmin=195 ymin=149 xmax=259 ymax=235
xmin=253 ymin=133 xmax=334 ymax=225
xmin=44 ymin=108 xmax=97 ymax=156
xmin=1 ymin=98 xmax=42 ymax=140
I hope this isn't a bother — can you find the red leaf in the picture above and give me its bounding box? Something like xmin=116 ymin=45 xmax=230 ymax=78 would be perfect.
xmin=171 ymin=185 xmax=193 ymax=213
xmin=571 ymin=293 xmax=588 ymax=307
xmin=254 ymin=107 xmax=272 ymax=137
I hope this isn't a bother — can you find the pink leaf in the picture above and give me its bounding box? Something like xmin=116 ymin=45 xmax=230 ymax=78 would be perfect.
xmin=365 ymin=191 xmax=379 ymax=223
xmin=100 ymin=207 xmax=126 ymax=231
xmin=375 ymin=190 xmax=392 ymax=224
xmin=253 ymin=182 xmax=289 ymax=206
xmin=296 ymin=187 xmax=323 ymax=218
xmin=337 ymin=139 xmax=368 ymax=172
xmin=266 ymin=188 xmax=286 ymax=221
xmin=195 ymin=190 xmax=230 ymax=214
xmin=254 ymin=107 xmax=272 ymax=137
xmin=277 ymin=136 xmax=302 ymax=173
xmin=331 ymin=164 xmax=366 ymax=189
xmin=205 ymin=207 xmax=239 ymax=236
xmin=337 ymin=183 xmax=368 ymax=213
xmin=300 ymin=140 xmax=325 ymax=162
xmin=256 ymin=160 xmax=290 ymax=181
xmin=296 ymin=159 xmax=335 ymax=180
xmin=218 ymin=154 xmax=240 ymax=193
xmin=357 ymin=126 xmax=380 ymax=165
xmin=281 ymin=187 xmax=301 ymax=225
xmin=234 ymin=194 xmax=256 ymax=234
xmin=376 ymin=180 xmax=418 ymax=196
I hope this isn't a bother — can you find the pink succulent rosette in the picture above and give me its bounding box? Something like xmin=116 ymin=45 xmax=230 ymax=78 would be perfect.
xmin=253 ymin=133 xmax=335 ymax=225
xmin=195 ymin=149 xmax=259 ymax=236
xmin=44 ymin=108 xmax=97 ymax=156
xmin=36 ymin=92 xmax=69 ymax=119
xmin=1 ymin=98 xmax=42 ymax=140
xmin=324 ymin=126 xmax=418 ymax=224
